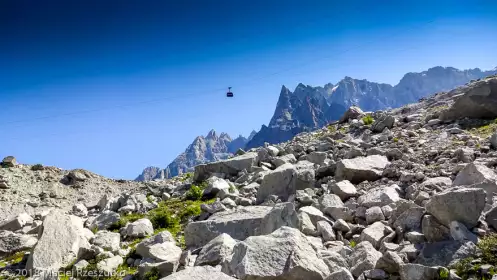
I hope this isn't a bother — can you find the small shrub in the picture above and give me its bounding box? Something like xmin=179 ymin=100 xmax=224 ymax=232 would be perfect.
xmin=478 ymin=234 xmax=497 ymax=265
xmin=438 ymin=267 xmax=449 ymax=279
xmin=185 ymin=184 xmax=204 ymax=201
xmin=91 ymin=226 xmax=99 ymax=234
xmin=31 ymin=164 xmax=44 ymax=171
xmin=453 ymin=234 xmax=497 ymax=278
xmin=148 ymin=206 xmax=176 ymax=230
xmin=349 ymin=240 xmax=357 ymax=248
xmin=182 ymin=204 xmax=202 ymax=218
xmin=108 ymin=213 xmax=146 ymax=232
xmin=362 ymin=115 xmax=374 ymax=125
xmin=229 ymin=184 xmax=236 ymax=193
xmin=393 ymin=137 xmax=399 ymax=143
xmin=144 ymin=267 xmax=160 ymax=280
xmin=147 ymin=195 xmax=154 ymax=203
xmin=327 ymin=125 xmax=336 ymax=132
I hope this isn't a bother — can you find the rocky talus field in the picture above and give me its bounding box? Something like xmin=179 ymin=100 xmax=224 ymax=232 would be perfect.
xmin=1 ymin=75 xmax=497 ymax=280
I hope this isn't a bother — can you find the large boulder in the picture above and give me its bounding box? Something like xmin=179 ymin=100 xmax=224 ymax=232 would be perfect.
xmin=325 ymin=268 xmax=354 ymax=280
xmin=26 ymin=210 xmax=90 ymax=277
xmin=256 ymin=163 xmax=297 ymax=203
xmin=0 ymin=231 xmax=37 ymax=257
xmin=294 ymin=161 xmax=316 ymax=190
xmin=97 ymin=255 xmax=123 ymax=274
xmin=491 ymin=132 xmax=497 ymax=149
xmin=184 ymin=203 xmax=298 ymax=248
xmin=91 ymin=231 xmax=121 ymax=252
xmin=329 ymin=180 xmax=357 ymax=201
xmin=399 ymin=264 xmax=439 ymax=280
xmin=453 ymin=163 xmax=497 ymax=186
xmin=453 ymin=163 xmax=497 ymax=206
xmin=194 ymin=152 xmax=259 ymax=181
xmin=440 ymin=77 xmax=497 ymax=121
xmin=90 ymin=211 xmax=120 ymax=231
xmin=0 ymin=213 xmax=33 ymax=231
xmin=485 ymin=206 xmax=497 ymax=231
xmin=415 ymin=240 xmax=477 ymax=267
xmin=360 ymin=222 xmax=392 ymax=249
xmin=195 ymin=233 xmax=237 ymax=266
xmin=320 ymin=251 xmax=349 ymax=274
xmin=335 ymin=155 xmax=389 ymax=184
xmin=348 ymin=241 xmax=383 ymax=277
xmin=357 ymin=186 xmax=400 ymax=208
xmin=1 ymin=156 xmax=17 ymax=167
xmin=136 ymin=231 xmax=176 ymax=258
xmin=162 ymin=266 xmax=236 ymax=280
xmin=425 ymin=187 xmax=486 ymax=228
xmin=227 ymin=226 xmax=330 ymax=280
xmin=203 ymin=177 xmax=231 ymax=198
xmin=391 ymin=201 xmax=425 ymax=232
xmin=339 ymin=106 xmax=364 ymax=123
xmin=124 ymin=218 xmax=154 ymax=238
xmin=371 ymin=113 xmax=395 ymax=133
xmin=421 ymin=215 xmax=451 ymax=242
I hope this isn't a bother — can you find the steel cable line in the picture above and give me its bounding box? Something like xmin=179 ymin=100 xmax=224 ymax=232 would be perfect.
xmin=1 ymin=17 xmax=441 ymax=135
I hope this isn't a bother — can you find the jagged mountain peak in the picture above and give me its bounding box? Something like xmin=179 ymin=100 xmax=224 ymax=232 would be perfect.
xmin=206 ymin=129 xmax=217 ymax=140
xmin=248 ymin=130 xmax=257 ymax=141
xmin=136 ymin=130 xmax=252 ymax=181
xmin=135 ymin=166 xmax=162 ymax=182
xmin=246 ymin=65 xmax=497 ymax=149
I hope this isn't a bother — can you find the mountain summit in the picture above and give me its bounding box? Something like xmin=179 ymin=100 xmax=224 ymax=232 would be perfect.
xmin=135 ymin=130 xmax=249 ymax=181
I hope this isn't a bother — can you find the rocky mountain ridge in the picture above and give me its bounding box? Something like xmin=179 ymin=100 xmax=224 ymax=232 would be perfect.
xmin=1 ymin=74 xmax=497 ymax=280
xmin=136 ymin=130 xmax=256 ymax=181
xmin=246 ymin=66 xmax=497 ymax=149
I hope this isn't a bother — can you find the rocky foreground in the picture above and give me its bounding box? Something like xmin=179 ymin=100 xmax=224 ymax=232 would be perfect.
xmin=1 ymin=75 xmax=497 ymax=280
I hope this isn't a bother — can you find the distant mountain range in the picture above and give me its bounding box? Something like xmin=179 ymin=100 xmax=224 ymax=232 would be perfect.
xmin=246 ymin=66 xmax=497 ymax=148
xmin=135 ymin=130 xmax=256 ymax=181
xmin=136 ymin=66 xmax=497 ymax=181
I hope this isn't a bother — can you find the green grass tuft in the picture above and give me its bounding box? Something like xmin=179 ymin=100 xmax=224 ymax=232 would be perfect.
xmin=362 ymin=115 xmax=374 ymax=125
xmin=108 ymin=212 xmax=146 ymax=232
xmin=438 ymin=267 xmax=450 ymax=279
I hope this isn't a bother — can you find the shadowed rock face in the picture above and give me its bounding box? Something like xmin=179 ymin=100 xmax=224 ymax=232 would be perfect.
xmin=440 ymin=76 xmax=497 ymax=121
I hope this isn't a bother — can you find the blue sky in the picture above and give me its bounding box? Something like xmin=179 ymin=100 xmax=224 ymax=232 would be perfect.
xmin=1 ymin=0 xmax=496 ymax=179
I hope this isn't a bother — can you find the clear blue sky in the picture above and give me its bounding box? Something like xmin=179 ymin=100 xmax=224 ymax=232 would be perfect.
xmin=1 ymin=0 xmax=496 ymax=179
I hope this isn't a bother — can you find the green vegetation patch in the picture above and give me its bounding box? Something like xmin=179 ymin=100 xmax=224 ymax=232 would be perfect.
xmin=362 ymin=115 xmax=374 ymax=125
xmin=143 ymin=267 xmax=160 ymax=280
xmin=1 ymin=251 xmax=26 ymax=266
xmin=453 ymin=234 xmax=497 ymax=279
xmin=108 ymin=212 xmax=146 ymax=232
xmin=327 ymin=125 xmax=337 ymax=133
xmin=466 ymin=119 xmax=497 ymax=138
xmin=179 ymin=172 xmax=193 ymax=182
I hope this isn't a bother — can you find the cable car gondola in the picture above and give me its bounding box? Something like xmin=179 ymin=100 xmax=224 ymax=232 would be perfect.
xmin=226 ymin=87 xmax=233 ymax=97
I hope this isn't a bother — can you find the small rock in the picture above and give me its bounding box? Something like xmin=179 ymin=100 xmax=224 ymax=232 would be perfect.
xmin=125 ymin=218 xmax=154 ymax=238
xmin=330 ymin=180 xmax=357 ymax=201
xmin=366 ymin=206 xmax=385 ymax=224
